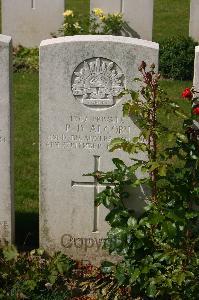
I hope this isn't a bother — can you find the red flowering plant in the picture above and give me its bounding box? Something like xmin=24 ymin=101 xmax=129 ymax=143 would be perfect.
xmin=182 ymin=86 xmax=199 ymax=142
xmin=89 ymin=63 xmax=199 ymax=299
xmin=182 ymin=87 xmax=193 ymax=100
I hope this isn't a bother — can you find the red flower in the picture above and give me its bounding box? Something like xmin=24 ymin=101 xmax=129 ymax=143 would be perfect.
xmin=193 ymin=106 xmax=199 ymax=115
xmin=182 ymin=88 xmax=193 ymax=100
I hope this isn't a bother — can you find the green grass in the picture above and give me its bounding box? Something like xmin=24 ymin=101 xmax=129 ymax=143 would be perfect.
xmin=14 ymin=72 xmax=39 ymax=248
xmin=159 ymin=79 xmax=192 ymax=135
xmin=11 ymin=0 xmax=194 ymax=249
xmin=153 ymin=0 xmax=190 ymax=42
xmin=66 ymin=0 xmax=89 ymax=15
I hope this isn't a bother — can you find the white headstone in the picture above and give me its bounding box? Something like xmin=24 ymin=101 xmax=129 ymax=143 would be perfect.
xmin=40 ymin=35 xmax=159 ymax=265
xmin=90 ymin=0 xmax=154 ymax=41
xmin=189 ymin=0 xmax=199 ymax=41
xmin=0 ymin=34 xmax=14 ymax=246
xmin=2 ymin=0 xmax=65 ymax=47
xmin=194 ymin=46 xmax=199 ymax=88
xmin=90 ymin=0 xmax=122 ymax=14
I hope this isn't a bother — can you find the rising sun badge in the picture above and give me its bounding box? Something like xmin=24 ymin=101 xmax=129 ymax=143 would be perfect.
xmin=71 ymin=57 xmax=125 ymax=109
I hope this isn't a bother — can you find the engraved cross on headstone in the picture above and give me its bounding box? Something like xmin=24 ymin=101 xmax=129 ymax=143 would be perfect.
xmin=72 ymin=155 xmax=114 ymax=233
xmin=31 ymin=0 xmax=36 ymax=9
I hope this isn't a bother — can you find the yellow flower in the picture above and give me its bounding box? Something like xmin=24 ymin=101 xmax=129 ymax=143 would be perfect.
xmin=63 ymin=10 xmax=74 ymax=17
xmin=62 ymin=23 xmax=69 ymax=29
xmin=93 ymin=8 xmax=104 ymax=17
xmin=99 ymin=15 xmax=106 ymax=21
xmin=113 ymin=12 xmax=122 ymax=17
xmin=74 ymin=22 xmax=81 ymax=30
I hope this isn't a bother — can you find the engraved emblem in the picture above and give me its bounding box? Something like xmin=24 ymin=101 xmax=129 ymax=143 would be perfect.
xmin=71 ymin=58 xmax=125 ymax=108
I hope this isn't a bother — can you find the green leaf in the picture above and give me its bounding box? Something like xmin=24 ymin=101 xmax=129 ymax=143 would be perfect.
xmin=130 ymin=90 xmax=139 ymax=100
xmin=106 ymin=209 xmax=129 ymax=226
xmin=185 ymin=211 xmax=199 ymax=219
xmin=176 ymin=133 xmax=187 ymax=142
xmin=127 ymin=217 xmax=137 ymax=229
xmin=159 ymin=165 xmax=167 ymax=177
xmin=109 ymin=138 xmax=127 ymax=152
xmin=147 ymin=282 xmax=157 ymax=298
xmin=173 ymin=271 xmax=186 ymax=285
xmin=3 ymin=245 xmax=18 ymax=261
xmin=22 ymin=280 xmax=37 ymax=292
xmin=115 ymin=264 xmax=126 ymax=284
xmin=36 ymin=248 xmax=45 ymax=256
xmin=175 ymin=110 xmax=188 ymax=119
xmin=167 ymin=132 xmax=175 ymax=142
xmin=130 ymin=268 xmax=140 ymax=283
xmin=135 ymin=230 xmax=145 ymax=239
xmin=123 ymin=102 xmax=131 ymax=116
xmin=163 ymin=221 xmax=176 ymax=238
xmin=112 ymin=158 xmax=126 ymax=171
xmin=101 ymin=261 xmax=115 ymax=273
xmin=55 ymin=253 xmax=74 ymax=274
xmin=48 ymin=268 xmax=58 ymax=285
xmin=149 ymin=162 xmax=160 ymax=172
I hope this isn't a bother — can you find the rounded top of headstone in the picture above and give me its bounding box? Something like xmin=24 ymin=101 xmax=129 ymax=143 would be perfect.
xmin=0 ymin=34 xmax=12 ymax=44
xmin=40 ymin=35 xmax=159 ymax=50
xmin=195 ymin=46 xmax=199 ymax=53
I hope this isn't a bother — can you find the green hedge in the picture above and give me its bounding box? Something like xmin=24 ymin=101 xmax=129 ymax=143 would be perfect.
xmin=13 ymin=36 xmax=198 ymax=81
xmin=159 ymin=36 xmax=198 ymax=81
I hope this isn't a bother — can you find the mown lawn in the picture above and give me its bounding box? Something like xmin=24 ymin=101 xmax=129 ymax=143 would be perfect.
xmin=12 ymin=0 xmax=193 ymax=248
xmin=153 ymin=0 xmax=190 ymax=42
xmin=66 ymin=0 xmax=89 ymax=14
xmin=14 ymin=72 xmax=39 ymax=248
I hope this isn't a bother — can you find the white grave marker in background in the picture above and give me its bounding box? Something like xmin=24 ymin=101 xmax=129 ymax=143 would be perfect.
xmin=189 ymin=0 xmax=199 ymax=41
xmin=90 ymin=0 xmax=121 ymax=14
xmin=90 ymin=0 xmax=154 ymax=41
xmin=40 ymin=35 xmax=158 ymax=265
xmin=0 ymin=34 xmax=14 ymax=246
xmin=194 ymin=46 xmax=199 ymax=88
xmin=2 ymin=0 xmax=65 ymax=47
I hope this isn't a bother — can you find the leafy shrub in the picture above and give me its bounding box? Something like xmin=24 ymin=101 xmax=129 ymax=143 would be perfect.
xmin=159 ymin=36 xmax=197 ymax=80
xmin=1 ymin=246 xmax=127 ymax=299
xmin=13 ymin=46 xmax=39 ymax=73
xmin=54 ymin=8 xmax=126 ymax=37
xmin=0 ymin=246 xmax=74 ymax=299
xmin=90 ymin=63 xmax=199 ymax=299
xmin=12 ymin=9 xmax=125 ymax=74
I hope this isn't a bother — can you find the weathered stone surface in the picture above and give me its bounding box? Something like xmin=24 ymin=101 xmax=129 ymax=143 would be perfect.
xmin=2 ymin=0 xmax=65 ymax=47
xmin=90 ymin=0 xmax=154 ymax=40
xmin=123 ymin=0 xmax=154 ymax=41
xmin=90 ymin=0 xmax=121 ymax=14
xmin=194 ymin=46 xmax=199 ymax=88
xmin=40 ymin=35 xmax=159 ymax=265
xmin=189 ymin=0 xmax=199 ymax=41
xmin=0 ymin=34 xmax=14 ymax=246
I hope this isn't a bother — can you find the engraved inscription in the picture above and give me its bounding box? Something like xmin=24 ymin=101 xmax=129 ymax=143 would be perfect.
xmin=71 ymin=58 xmax=125 ymax=109
xmin=61 ymin=234 xmax=107 ymax=252
xmin=45 ymin=114 xmax=133 ymax=151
